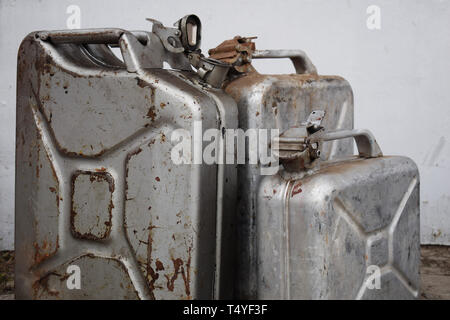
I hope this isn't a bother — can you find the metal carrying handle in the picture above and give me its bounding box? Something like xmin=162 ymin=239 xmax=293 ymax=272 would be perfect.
xmin=310 ymin=129 xmax=383 ymax=158
xmin=36 ymin=28 xmax=165 ymax=73
xmin=36 ymin=28 xmax=148 ymax=45
xmin=252 ymin=49 xmax=317 ymax=75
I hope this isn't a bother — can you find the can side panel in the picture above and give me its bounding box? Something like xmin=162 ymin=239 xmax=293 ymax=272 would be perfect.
xmin=256 ymin=157 xmax=420 ymax=299
xmin=16 ymin=36 xmax=61 ymax=299
xmin=286 ymin=157 xmax=420 ymax=299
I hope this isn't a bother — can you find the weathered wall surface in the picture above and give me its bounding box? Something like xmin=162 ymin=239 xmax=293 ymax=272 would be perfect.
xmin=1 ymin=0 xmax=449 ymax=249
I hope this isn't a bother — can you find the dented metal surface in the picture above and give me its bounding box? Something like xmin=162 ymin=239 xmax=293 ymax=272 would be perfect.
xmin=15 ymin=19 xmax=237 ymax=299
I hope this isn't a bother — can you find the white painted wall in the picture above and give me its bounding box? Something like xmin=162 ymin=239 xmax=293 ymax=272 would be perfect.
xmin=1 ymin=0 xmax=449 ymax=249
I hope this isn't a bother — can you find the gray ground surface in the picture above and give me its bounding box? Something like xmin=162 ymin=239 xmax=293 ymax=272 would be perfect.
xmin=0 ymin=251 xmax=13 ymax=299
xmin=1 ymin=246 xmax=448 ymax=300
xmin=420 ymin=245 xmax=450 ymax=299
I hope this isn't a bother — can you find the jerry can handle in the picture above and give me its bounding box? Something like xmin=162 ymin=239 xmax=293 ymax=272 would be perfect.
xmin=36 ymin=28 xmax=147 ymax=45
xmin=276 ymin=112 xmax=382 ymax=162
xmin=311 ymin=129 xmax=383 ymax=158
xmin=252 ymin=49 xmax=317 ymax=75
xmin=36 ymin=28 xmax=164 ymax=72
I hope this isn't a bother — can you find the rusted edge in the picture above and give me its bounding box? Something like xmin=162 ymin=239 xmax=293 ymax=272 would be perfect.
xmin=70 ymin=170 xmax=114 ymax=241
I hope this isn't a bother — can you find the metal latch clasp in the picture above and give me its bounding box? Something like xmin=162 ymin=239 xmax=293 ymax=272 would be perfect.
xmin=273 ymin=110 xmax=325 ymax=164
xmin=274 ymin=110 xmax=383 ymax=171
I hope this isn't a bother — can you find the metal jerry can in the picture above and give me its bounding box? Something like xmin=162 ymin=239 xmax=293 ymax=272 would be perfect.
xmin=255 ymin=113 xmax=420 ymax=299
xmin=15 ymin=16 xmax=238 ymax=299
xmin=208 ymin=38 xmax=354 ymax=298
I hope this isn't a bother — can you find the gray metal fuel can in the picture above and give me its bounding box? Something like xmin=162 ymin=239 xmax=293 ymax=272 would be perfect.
xmin=253 ymin=113 xmax=420 ymax=299
xmin=15 ymin=15 xmax=238 ymax=299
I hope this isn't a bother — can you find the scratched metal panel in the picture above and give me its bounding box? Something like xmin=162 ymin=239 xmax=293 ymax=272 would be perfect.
xmin=256 ymin=156 xmax=420 ymax=299
xmin=225 ymin=72 xmax=354 ymax=298
xmin=15 ymin=33 xmax=236 ymax=299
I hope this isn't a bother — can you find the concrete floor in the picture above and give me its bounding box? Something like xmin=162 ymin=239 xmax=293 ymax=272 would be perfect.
xmin=0 ymin=250 xmax=13 ymax=299
xmin=420 ymin=245 xmax=450 ymax=299
xmin=1 ymin=245 xmax=449 ymax=300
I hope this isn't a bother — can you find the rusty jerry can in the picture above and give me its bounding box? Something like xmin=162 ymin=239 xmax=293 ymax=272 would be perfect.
xmin=208 ymin=39 xmax=354 ymax=298
xmin=255 ymin=121 xmax=420 ymax=299
xmin=15 ymin=16 xmax=239 ymax=299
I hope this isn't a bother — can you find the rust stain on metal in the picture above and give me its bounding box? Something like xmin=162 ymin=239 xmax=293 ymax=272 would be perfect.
xmin=29 ymin=125 xmax=60 ymax=266
xmin=136 ymin=78 xmax=151 ymax=88
xmin=291 ymin=182 xmax=303 ymax=197
xmin=35 ymin=138 xmax=41 ymax=178
xmin=163 ymin=246 xmax=192 ymax=298
xmin=155 ymin=260 xmax=164 ymax=271
xmin=124 ymin=148 xmax=145 ymax=202
xmin=32 ymin=271 xmax=60 ymax=298
xmin=146 ymin=224 xmax=157 ymax=300
xmin=146 ymin=106 xmax=157 ymax=121
xmin=208 ymin=36 xmax=256 ymax=73
xmin=70 ymin=170 xmax=114 ymax=241
xmin=183 ymin=247 xmax=192 ymax=298
xmin=164 ymin=258 xmax=183 ymax=292
xmin=134 ymin=148 xmax=142 ymax=156
xmin=32 ymin=234 xmax=59 ymax=267
xmin=33 ymin=241 xmax=49 ymax=265
xmin=137 ymin=78 xmax=158 ymax=122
